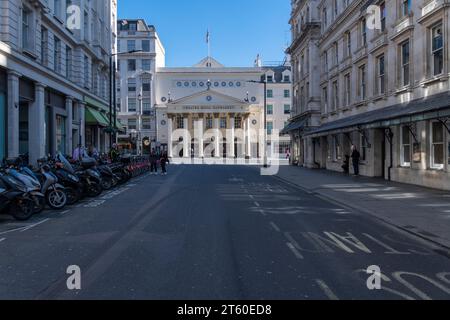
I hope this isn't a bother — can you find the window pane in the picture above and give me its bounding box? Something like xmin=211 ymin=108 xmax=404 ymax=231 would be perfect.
xmin=434 ymin=144 xmax=444 ymax=165
xmin=433 ymin=122 xmax=444 ymax=143
xmin=403 ymin=145 xmax=411 ymax=164
xmin=402 ymin=126 xmax=410 ymax=144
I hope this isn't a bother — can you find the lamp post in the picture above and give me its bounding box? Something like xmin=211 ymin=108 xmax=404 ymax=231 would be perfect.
xmin=246 ymin=79 xmax=268 ymax=168
xmin=137 ymin=93 xmax=143 ymax=155
xmin=108 ymin=49 xmax=143 ymax=149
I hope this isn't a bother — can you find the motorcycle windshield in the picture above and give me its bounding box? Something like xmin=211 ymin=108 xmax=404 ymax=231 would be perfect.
xmin=8 ymin=169 xmax=39 ymax=189
xmin=57 ymin=152 xmax=75 ymax=174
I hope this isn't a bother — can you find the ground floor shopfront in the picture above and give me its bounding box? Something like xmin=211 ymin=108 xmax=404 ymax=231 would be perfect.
xmin=292 ymin=92 xmax=450 ymax=191
xmin=0 ymin=67 xmax=112 ymax=165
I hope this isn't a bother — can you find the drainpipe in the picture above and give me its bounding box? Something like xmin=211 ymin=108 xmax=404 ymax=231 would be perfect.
xmin=386 ymin=128 xmax=394 ymax=181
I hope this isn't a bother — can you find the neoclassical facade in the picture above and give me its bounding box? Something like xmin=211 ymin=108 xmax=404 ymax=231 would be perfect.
xmin=155 ymin=57 xmax=270 ymax=159
xmin=286 ymin=0 xmax=450 ymax=190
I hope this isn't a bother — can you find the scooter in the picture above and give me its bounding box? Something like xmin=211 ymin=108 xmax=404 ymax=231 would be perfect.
xmin=0 ymin=169 xmax=41 ymax=221
xmin=32 ymin=160 xmax=67 ymax=210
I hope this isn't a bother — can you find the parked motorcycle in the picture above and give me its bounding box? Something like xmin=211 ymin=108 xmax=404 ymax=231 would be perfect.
xmin=0 ymin=169 xmax=41 ymax=221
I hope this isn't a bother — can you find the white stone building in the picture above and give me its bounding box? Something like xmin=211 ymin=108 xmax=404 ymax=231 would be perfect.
xmin=262 ymin=65 xmax=292 ymax=158
xmin=0 ymin=0 xmax=117 ymax=165
xmin=155 ymin=57 xmax=283 ymax=159
xmin=286 ymin=0 xmax=450 ymax=190
xmin=116 ymin=19 xmax=165 ymax=154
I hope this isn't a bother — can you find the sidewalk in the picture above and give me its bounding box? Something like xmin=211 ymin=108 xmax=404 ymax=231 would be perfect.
xmin=275 ymin=166 xmax=450 ymax=249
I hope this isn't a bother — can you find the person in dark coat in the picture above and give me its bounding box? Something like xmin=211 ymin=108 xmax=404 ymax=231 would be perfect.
xmin=149 ymin=149 xmax=158 ymax=175
xmin=351 ymin=145 xmax=361 ymax=176
xmin=160 ymin=152 xmax=169 ymax=175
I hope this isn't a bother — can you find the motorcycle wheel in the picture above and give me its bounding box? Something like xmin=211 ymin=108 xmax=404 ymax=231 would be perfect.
xmin=65 ymin=187 xmax=81 ymax=205
xmin=87 ymin=183 xmax=103 ymax=197
xmin=101 ymin=177 xmax=113 ymax=191
xmin=10 ymin=198 xmax=35 ymax=221
xmin=33 ymin=196 xmax=46 ymax=214
xmin=46 ymin=189 xmax=67 ymax=210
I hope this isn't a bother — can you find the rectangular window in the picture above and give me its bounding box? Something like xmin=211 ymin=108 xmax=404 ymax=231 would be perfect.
xmin=41 ymin=27 xmax=48 ymax=65
xmin=267 ymin=90 xmax=273 ymax=98
xmin=220 ymin=117 xmax=227 ymax=129
xmin=401 ymin=0 xmax=411 ymax=17
xmin=431 ymin=122 xmax=444 ymax=169
xmin=234 ymin=117 xmax=242 ymax=129
xmin=128 ymin=98 xmax=136 ymax=112
xmin=127 ymin=40 xmax=136 ymax=52
xmin=432 ymin=24 xmax=444 ymax=76
xmin=380 ymin=2 xmax=386 ymax=32
xmin=142 ymin=98 xmax=151 ymax=111
xmin=401 ymin=126 xmax=411 ymax=166
xmin=378 ymin=54 xmax=385 ymax=95
xmin=206 ymin=117 xmax=213 ymax=129
xmin=267 ymin=105 xmax=273 ymax=115
xmin=284 ymin=90 xmax=290 ymax=98
xmin=142 ymin=82 xmax=151 ymax=92
xmin=345 ymin=31 xmax=351 ymax=57
xmin=128 ymin=59 xmax=136 ymax=71
xmin=401 ymin=40 xmax=410 ymax=86
xmin=344 ymin=74 xmax=351 ymax=106
xmin=142 ymin=59 xmax=151 ymax=71
xmin=66 ymin=46 xmax=72 ymax=79
xmin=56 ymin=115 xmax=66 ymax=154
xmin=284 ymin=104 xmax=291 ymax=115
xmin=359 ymin=65 xmax=366 ymax=100
xmin=54 ymin=0 xmax=62 ymax=18
xmin=142 ymin=40 xmax=150 ymax=52
xmin=142 ymin=118 xmax=151 ymax=130
xmin=360 ymin=132 xmax=368 ymax=161
xmin=361 ymin=18 xmax=367 ymax=47
xmin=267 ymin=122 xmax=273 ymax=135
xmin=128 ymin=78 xmax=136 ymax=92
xmin=284 ymin=75 xmax=290 ymax=82
xmin=266 ymin=75 xmax=273 ymax=82
xmin=22 ymin=7 xmax=32 ymax=51
xmin=128 ymin=118 xmax=137 ymax=130
xmin=84 ymin=55 xmax=89 ymax=88
xmin=322 ymin=87 xmax=328 ymax=114
xmin=332 ymin=81 xmax=339 ymax=110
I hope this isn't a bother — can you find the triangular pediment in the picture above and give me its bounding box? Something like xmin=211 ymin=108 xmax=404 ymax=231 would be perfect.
xmin=169 ymin=89 xmax=249 ymax=106
xmin=193 ymin=57 xmax=225 ymax=68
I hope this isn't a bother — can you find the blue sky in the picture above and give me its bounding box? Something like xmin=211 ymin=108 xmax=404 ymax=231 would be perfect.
xmin=118 ymin=0 xmax=291 ymax=67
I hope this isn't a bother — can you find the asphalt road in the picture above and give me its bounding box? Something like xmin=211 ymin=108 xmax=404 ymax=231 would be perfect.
xmin=0 ymin=165 xmax=449 ymax=300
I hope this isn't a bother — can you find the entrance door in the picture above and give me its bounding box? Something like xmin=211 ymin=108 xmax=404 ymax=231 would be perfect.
xmin=19 ymin=102 xmax=29 ymax=156
xmin=0 ymin=93 xmax=5 ymax=161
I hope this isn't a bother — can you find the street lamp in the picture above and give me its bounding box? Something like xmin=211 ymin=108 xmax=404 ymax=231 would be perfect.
xmin=109 ymin=49 xmax=143 ymax=148
xmin=137 ymin=93 xmax=143 ymax=155
xmin=246 ymin=79 xmax=268 ymax=168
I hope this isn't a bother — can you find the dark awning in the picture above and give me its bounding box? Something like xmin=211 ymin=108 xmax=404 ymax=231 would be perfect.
xmin=307 ymin=92 xmax=450 ymax=136
xmin=280 ymin=118 xmax=308 ymax=135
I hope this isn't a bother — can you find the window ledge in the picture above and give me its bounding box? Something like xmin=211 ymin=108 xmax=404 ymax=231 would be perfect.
xmin=394 ymin=86 xmax=413 ymax=95
xmin=22 ymin=48 xmax=38 ymax=60
xmin=372 ymin=94 xmax=387 ymax=102
xmin=421 ymin=74 xmax=449 ymax=87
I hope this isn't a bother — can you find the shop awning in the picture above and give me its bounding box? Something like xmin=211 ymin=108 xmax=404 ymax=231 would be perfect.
xmin=115 ymin=119 xmax=126 ymax=133
xmin=85 ymin=107 xmax=109 ymax=127
xmin=307 ymin=91 xmax=450 ymax=137
xmin=280 ymin=118 xmax=308 ymax=135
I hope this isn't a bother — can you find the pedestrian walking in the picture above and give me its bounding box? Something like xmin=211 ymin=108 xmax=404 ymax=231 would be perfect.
xmin=150 ymin=149 xmax=158 ymax=175
xmin=160 ymin=152 xmax=169 ymax=175
xmin=351 ymin=145 xmax=360 ymax=176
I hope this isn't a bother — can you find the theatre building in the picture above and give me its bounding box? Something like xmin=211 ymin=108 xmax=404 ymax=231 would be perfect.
xmin=155 ymin=57 xmax=271 ymax=159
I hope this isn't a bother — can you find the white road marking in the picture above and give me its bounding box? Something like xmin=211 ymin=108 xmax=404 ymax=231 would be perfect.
xmin=286 ymin=242 xmax=304 ymax=259
xmin=254 ymin=201 xmax=260 ymax=207
xmin=59 ymin=210 xmax=70 ymax=216
xmin=315 ymin=279 xmax=339 ymax=300
xmin=20 ymin=219 xmax=50 ymax=232
xmin=269 ymin=222 xmax=281 ymax=233
xmin=0 ymin=226 xmax=28 ymax=236
xmin=0 ymin=238 xmax=5 ymax=243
